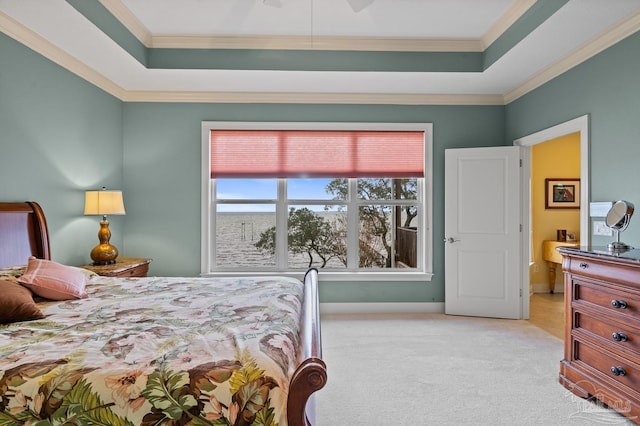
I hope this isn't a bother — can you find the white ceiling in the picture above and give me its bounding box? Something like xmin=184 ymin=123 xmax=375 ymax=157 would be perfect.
xmin=1 ymin=0 xmax=640 ymax=104
xmin=122 ymin=0 xmax=515 ymax=38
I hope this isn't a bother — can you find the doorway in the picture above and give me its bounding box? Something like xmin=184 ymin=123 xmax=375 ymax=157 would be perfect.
xmin=529 ymin=293 xmax=564 ymax=338
xmin=514 ymin=115 xmax=589 ymax=320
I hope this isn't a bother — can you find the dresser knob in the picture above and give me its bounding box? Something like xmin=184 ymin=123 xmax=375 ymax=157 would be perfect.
xmin=611 ymin=366 xmax=627 ymax=376
xmin=612 ymin=332 xmax=629 ymax=342
xmin=611 ymin=300 xmax=629 ymax=309
xmin=579 ymin=262 xmax=588 ymax=269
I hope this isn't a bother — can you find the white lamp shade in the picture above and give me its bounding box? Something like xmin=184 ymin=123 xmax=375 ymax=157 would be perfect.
xmin=84 ymin=190 xmax=126 ymax=215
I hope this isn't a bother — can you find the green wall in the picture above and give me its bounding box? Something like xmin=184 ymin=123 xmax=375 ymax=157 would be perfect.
xmin=0 ymin=34 xmax=124 ymax=266
xmin=5 ymin=27 xmax=640 ymax=304
xmin=121 ymin=103 xmax=505 ymax=303
xmin=0 ymin=31 xmax=506 ymax=304
xmin=506 ymin=31 xmax=640 ymax=246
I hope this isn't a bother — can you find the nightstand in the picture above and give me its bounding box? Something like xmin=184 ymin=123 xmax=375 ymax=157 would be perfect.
xmin=81 ymin=257 xmax=151 ymax=278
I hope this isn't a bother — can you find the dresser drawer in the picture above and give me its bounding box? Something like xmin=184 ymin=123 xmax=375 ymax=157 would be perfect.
xmin=83 ymin=257 xmax=151 ymax=278
xmin=568 ymin=256 xmax=640 ymax=288
xmin=575 ymin=340 xmax=640 ymax=391
xmin=573 ymin=280 xmax=640 ymax=318
xmin=575 ymin=311 xmax=640 ymax=353
xmin=115 ymin=262 xmax=149 ymax=278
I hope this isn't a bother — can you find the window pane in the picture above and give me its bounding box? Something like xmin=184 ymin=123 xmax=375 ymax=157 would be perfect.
xmin=359 ymin=205 xmax=419 ymax=269
xmin=396 ymin=205 xmax=419 ymax=269
xmin=287 ymin=205 xmax=347 ymax=269
xmin=396 ymin=178 xmax=418 ymax=200
xmin=216 ymin=205 xmax=276 ymax=268
xmin=288 ymin=178 xmax=346 ymax=200
xmin=216 ymin=179 xmax=277 ymax=200
xmin=357 ymin=178 xmax=418 ymax=200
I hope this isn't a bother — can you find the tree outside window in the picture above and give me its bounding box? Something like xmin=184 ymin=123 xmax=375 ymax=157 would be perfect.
xmin=254 ymin=178 xmax=418 ymax=269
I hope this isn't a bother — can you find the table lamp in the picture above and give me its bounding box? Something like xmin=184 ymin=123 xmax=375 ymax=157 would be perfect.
xmin=84 ymin=187 xmax=126 ymax=265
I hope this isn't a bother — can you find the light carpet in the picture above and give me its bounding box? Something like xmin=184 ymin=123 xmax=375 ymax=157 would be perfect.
xmin=314 ymin=313 xmax=634 ymax=425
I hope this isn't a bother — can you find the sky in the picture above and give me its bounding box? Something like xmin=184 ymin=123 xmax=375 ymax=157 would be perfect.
xmin=216 ymin=178 xmax=338 ymax=212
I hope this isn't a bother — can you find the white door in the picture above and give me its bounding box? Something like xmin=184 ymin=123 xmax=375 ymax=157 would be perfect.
xmin=444 ymin=146 xmax=522 ymax=319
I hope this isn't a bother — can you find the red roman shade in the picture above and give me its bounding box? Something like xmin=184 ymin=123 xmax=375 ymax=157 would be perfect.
xmin=210 ymin=130 xmax=424 ymax=178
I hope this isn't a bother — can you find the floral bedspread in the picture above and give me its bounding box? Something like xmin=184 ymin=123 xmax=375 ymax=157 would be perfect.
xmin=0 ymin=275 xmax=304 ymax=425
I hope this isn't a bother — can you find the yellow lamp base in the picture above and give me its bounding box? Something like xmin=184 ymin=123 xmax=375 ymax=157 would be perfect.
xmin=90 ymin=243 xmax=119 ymax=265
xmin=90 ymin=219 xmax=119 ymax=265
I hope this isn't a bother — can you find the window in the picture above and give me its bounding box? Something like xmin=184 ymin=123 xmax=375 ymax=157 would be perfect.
xmin=201 ymin=122 xmax=433 ymax=281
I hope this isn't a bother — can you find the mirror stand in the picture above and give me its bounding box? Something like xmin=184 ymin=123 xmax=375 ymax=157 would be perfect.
xmin=609 ymin=229 xmax=632 ymax=252
xmin=606 ymin=200 xmax=634 ymax=252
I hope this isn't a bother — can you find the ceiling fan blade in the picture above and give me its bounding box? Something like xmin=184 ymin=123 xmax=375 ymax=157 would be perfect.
xmin=263 ymin=0 xmax=283 ymax=8
xmin=346 ymin=0 xmax=374 ymax=13
xmin=263 ymin=0 xmax=372 ymax=12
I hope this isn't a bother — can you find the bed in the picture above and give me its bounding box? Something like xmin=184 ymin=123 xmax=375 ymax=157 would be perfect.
xmin=0 ymin=201 xmax=326 ymax=426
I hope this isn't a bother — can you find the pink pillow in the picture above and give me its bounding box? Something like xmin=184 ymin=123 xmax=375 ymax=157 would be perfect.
xmin=18 ymin=257 xmax=88 ymax=300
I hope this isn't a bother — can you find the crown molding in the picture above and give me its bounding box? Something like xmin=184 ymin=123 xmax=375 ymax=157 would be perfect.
xmin=122 ymin=91 xmax=504 ymax=105
xmin=0 ymin=11 xmax=500 ymax=105
xmin=0 ymin=10 xmax=126 ymax=100
xmin=99 ymin=0 xmax=152 ymax=46
xmin=4 ymin=3 xmax=637 ymax=106
xmin=150 ymin=34 xmax=482 ymax=52
xmin=481 ymin=0 xmax=537 ymax=49
xmin=504 ymin=7 xmax=640 ymax=104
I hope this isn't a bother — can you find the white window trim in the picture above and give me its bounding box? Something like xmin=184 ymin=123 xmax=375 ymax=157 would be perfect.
xmin=201 ymin=121 xmax=434 ymax=282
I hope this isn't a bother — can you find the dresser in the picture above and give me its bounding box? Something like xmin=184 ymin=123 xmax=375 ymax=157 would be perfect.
xmin=558 ymin=246 xmax=640 ymax=423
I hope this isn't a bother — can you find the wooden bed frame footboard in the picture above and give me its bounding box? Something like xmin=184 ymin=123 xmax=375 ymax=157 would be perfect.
xmin=287 ymin=268 xmax=327 ymax=426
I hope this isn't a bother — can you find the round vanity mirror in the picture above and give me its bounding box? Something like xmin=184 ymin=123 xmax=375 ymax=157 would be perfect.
xmin=606 ymin=200 xmax=634 ymax=251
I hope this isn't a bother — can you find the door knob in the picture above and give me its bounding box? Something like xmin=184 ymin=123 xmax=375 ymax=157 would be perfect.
xmin=444 ymin=237 xmax=460 ymax=243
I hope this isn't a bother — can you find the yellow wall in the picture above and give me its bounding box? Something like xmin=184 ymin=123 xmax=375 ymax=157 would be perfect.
xmin=530 ymin=133 xmax=581 ymax=292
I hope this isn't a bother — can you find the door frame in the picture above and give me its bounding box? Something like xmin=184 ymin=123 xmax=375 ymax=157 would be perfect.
xmin=513 ymin=114 xmax=590 ymax=319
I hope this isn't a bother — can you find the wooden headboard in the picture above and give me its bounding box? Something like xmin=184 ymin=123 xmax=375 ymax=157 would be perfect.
xmin=0 ymin=202 xmax=51 ymax=268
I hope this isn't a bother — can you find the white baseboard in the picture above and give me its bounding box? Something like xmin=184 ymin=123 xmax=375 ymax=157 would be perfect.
xmin=320 ymin=302 xmax=445 ymax=315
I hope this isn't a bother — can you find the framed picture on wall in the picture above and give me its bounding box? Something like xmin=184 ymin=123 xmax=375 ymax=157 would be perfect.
xmin=545 ymin=178 xmax=580 ymax=209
